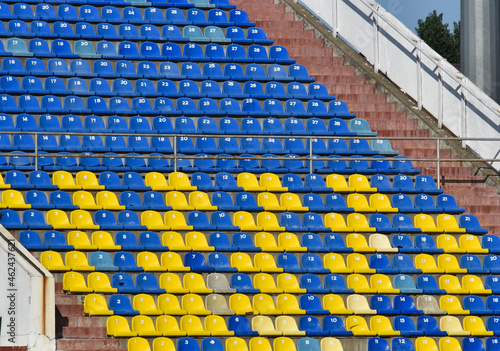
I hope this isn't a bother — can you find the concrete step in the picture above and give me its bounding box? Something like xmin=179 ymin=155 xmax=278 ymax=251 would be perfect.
xmin=62 ymin=326 xmax=108 ymax=339
xmin=56 ymin=304 xmax=84 ymax=317
xmin=56 ymin=338 xmax=122 ymax=351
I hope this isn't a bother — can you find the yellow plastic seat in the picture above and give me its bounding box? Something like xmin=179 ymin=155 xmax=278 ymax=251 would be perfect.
xmin=66 ymin=250 xmax=95 ymax=271
xmin=258 ymin=193 xmax=286 ymax=211
xmin=158 ymin=293 xmax=187 ymax=315
xmin=254 ymin=253 xmax=283 ymax=273
xmin=47 ymin=209 xmax=77 ymax=229
xmin=128 ymin=337 xmax=151 ymax=351
xmin=347 ymin=274 xmax=377 ymax=293
xmin=249 ymin=337 xmax=273 ymax=351
xmin=326 ymin=174 xmax=354 ymax=192
xmin=153 ymin=337 xmax=177 ymax=351
xmin=415 ymin=337 xmax=439 ymax=351
xmin=346 ymin=233 xmax=376 ymax=252
xmin=76 ymin=171 xmax=105 ymax=190
xmin=182 ymin=293 xmax=211 ymax=315
xmin=347 ymin=213 xmax=376 ymax=232
xmin=253 ymin=293 xmax=282 ymax=315
xmin=96 ymin=191 xmax=125 ymax=210
xmin=226 ymin=337 xmax=249 ymax=351
xmin=254 ymin=273 xmax=283 ymax=293
xmin=156 ymin=315 xmax=186 ymax=336
xmin=161 ymin=252 xmax=190 ymax=272
xmin=324 ymin=294 xmax=353 ymax=314
xmin=369 ymin=234 xmax=398 ymax=252
xmin=414 ymin=214 xmax=444 ymax=233
xmin=346 ymin=316 xmax=377 ymax=336
xmin=280 ymin=193 xmax=307 ymax=211
xmin=91 ymin=231 xmax=120 ymax=251
xmin=169 ymin=172 xmax=196 ymax=191
xmin=321 ymin=338 xmax=344 ymax=351
xmin=138 ymin=251 xmax=167 ymax=272
xmin=53 ymin=170 xmax=81 ymax=189
xmin=277 ymin=273 xmax=307 ymax=293
xmin=83 ymin=293 xmax=113 ymax=315
xmin=371 ymin=274 xmax=400 ymax=294
xmin=41 ymin=250 xmax=70 ymax=271
xmin=229 ymin=294 xmax=254 ymax=315
xmin=349 ymin=174 xmax=377 ymax=192
xmin=370 ymin=315 xmax=401 ymax=336
xmin=189 ymin=191 xmax=217 ymax=210
xmin=438 ymin=254 xmax=468 ymax=273
xmin=107 ymin=315 xmax=137 ymax=337
xmin=252 ymin=316 xmax=282 ymax=336
xmin=145 ymin=172 xmax=174 ymax=191
xmin=260 ymin=173 xmax=287 ymax=192
xmin=205 ymin=315 xmax=235 ymax=336
xmin=370 ymin=193 xmax=398 ymax=212
xmin=180 ymin=315 xmax=211 ymax=336
xmin=71 ymin=209 xmax=100 ymax=230
xmin=439 ymin=337 xmax=463 ymax=351
xmin=88 ymin=272 xmax=117 ymax=293
xmin=238 ymin=172 xmax=265 ymax=191
xmin=162 ymin=232 xmax=191 ymax=251
xmin=73 ymin=190 xmax=102 ymax=210
xmin=462 ymin=275 xmax=491 ymax=294
xmin=165 ymin=211 xmax=194 ymax=231
xmin=67 ymin=231 xmax=97 ymax=250
xmin=346 ymin=294 xmax=376 ymax=314
xmin=324 ymin=253 xmax=353 ymax=273
xmin=132 ymin=315 xmax=162 ymax=337
xmin=347 ymin=253 xmax=376 ymax=273
xmin=460 ymin=234 xmax=488 ymax=254
xmin=141 ymin=211 xmax=170 ymax=231
xmin=159 ymin=273 xmax=189 ymax=294
xmin=463 ymin=316 xmax=494 ymax=336
xmin=274 ymin=337 xmax=298 ymax=351
xmin=257 ymin=212 xmax=286 ymax=231
xmin=437 ymin=234 xmax=466 ymax=253
xmin=440 ymin=295 xmax=470 ymax=315
xmin=438 ymin=214 xmax=467 ymax=233
xmin=255 ymin=232 xmax=283 ymax=252
xmin=278 ymin=232 xmax=307 ymax=252
xmin=2 ymin=189 xmax=30 ymax=209
xmin=0 ymin=173 xmax=11 ymax=189
xmin=415 ymin=253 xmax=444 ymax=273
xmin=183 ymin=272 xmax=213 ymax=294
xmin=234 ymin=211 xmax=262 ymax=231
xmin=133 ymin=294 xmax=163 ymax=315
xmin=231 ymin=252 xmax=259 ymax=272
xmin=62 ymin=271 xmax=93 ymax=293
xmin=185 ymin=231 xmax=213 ymax=251
xmin=347 ymin=193 xmax=375 ymax=212
xmin=275 ymin=316 xmax=305 ymax=336
xmin=166 ymin=191 xmax=194 ymax=211
xmin=325 ymin=213 xmax=353 ymax=232
xmin=439 ymin=274 xmax=469 ymax=294
xmin=277 ymin=294 xmax=305 ymax=315
xmin=440 ymin=316 xmax=470 ymax=336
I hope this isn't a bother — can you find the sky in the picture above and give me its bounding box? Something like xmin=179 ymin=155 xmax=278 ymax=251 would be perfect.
xmin=376 ymin=0 xmax=460 ymax=34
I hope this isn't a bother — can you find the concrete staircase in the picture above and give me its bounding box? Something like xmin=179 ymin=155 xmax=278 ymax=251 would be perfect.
xmin=231 ymin=0 xmax=500 ymax=233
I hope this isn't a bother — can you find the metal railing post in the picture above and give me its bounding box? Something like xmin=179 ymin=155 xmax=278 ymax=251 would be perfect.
xmin=437 ymin=62 xmax=443 ymax=128
xmin=416 ymin=40 xmax=423 ymax=110
xmin=372 ymin=6 xmax=379 ymax=72
xmin=332 ymin=0 xmax=338 ymax=38
xmin=309 ymin=137 xmax=313 ymax=174
xmin=436 ymin=138 xmax=441 ymax=189
xmin=34 ymin=132 xmax=38 ymax=171
xmin=173 ymin=136 xmax=177 ymax=172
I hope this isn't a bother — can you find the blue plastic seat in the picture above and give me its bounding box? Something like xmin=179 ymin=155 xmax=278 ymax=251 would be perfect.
xmin=461 ymin=254 xmax=489 ymax=273
xmin=211 ymin=211 xmax=238 ymax=231
xmin=299 ymin=316 xmax=329 ymax=336
xmin=415 ymin=234 xmax=442 ymax=253
xmin=111 ymin=272 xmax=140 ymax=294
xmin=277 ymin=252 xmax=306 ymax=273
xmin=371 ymin=295 xmax=399 ymax=315
xmin=392 ymin=214 xmax=421 ymax=233
xmin=135 ymin=272 xmax=164 ymax=294
xmin=280 ymin=212 xmax=307 ymax=232
xmin=460 ymin=214 xmax=488 ymax=234
xmin=325 ymin=194 xmax=353 ymax=213
xmin=19 ymin=230 xmax=48 ymax=250
xmin=23 ymin=209 xmax=51 ymax=230
xmin=234 ymin=192 xmax=262 ymax=211
xmin=43 ymin=230 xmax=72 ymax=250
xmin=230 ymin=273 xmax=259 ymax=293
xmin=329 ymin=119 xmax=354 ymax=136
xmin=370 ymin=253 xmax=398 ymax=274
xmin=109 ymin=294 xmax=138 ymax=316
xmin=395 ymin=295 xmax=422 ymax=315
xmin=416 ymin=316 xmax=446 ymax=336
xmin=298 ymin=273 xmax=328 ymax=293
xmin=369 ymin=214 xmax=397 ymax=233
xmin=392 ymin=254 xmax=421 ymax=273
xmin=113 ymin=251 xmax=142 ymax=272
xmin=228 ymin=315 xmax=257 ymax=336
xmin=208 ymin=252 xmax=236 ymax=272
xmin=393 ymin=320 xmax=422 ymax=339
xmin=416 ymin=274 xmax=445 ymax=294
xmin=323 ymin=233 xmax=352 ymax=253
xmin=301 ymin=253 xmax=329 ymax=273
xmin=0 ymin=209 xmax=27 ymax=229
xmin=232 ymin=232 xmax=258 ymax=252
xmin=208 ymin=232 xmax=236 ymax=252
xmin=323 ymin=316 xmax=353 ymax=336
xmin=463 ymin=295 xmax=492 ymax=315
xmin=89 ymin=251 xmax=118 ymax=272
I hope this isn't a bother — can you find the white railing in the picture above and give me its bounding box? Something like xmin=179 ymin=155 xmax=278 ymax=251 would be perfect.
xmin=297 ymin=0 xmax=500 ymax=171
